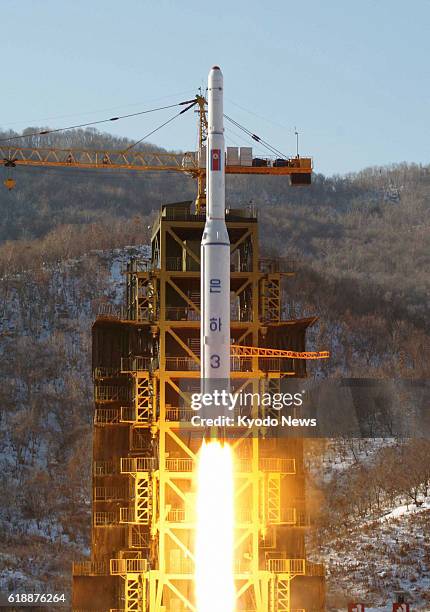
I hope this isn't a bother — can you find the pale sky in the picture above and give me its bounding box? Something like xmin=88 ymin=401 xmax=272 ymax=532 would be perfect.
xmin=3 ymin=0 xmax=429 ymax=175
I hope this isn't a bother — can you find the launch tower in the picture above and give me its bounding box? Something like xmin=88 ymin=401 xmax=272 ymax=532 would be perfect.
xmin=72 ymin=197 xmax=325 ymax=611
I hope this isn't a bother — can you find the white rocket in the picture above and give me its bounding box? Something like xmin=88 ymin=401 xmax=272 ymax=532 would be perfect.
xmin=201 ymin=66 xmax=230 ymax=389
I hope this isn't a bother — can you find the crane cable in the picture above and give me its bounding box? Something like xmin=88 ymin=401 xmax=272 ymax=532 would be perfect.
xmin=0 ymin=99 xmax=197 ymax=143
xmin=224 ymin=114 xmax=288 ymax=159
xmin=0 ymin=95 xmax=289 ymax=161
xmin=123 ymin=100 xmax=197 ymax=152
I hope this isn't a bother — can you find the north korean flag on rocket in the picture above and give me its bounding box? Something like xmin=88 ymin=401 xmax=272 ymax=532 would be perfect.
xmin=211 ymin=149 xmax=221 ymax=171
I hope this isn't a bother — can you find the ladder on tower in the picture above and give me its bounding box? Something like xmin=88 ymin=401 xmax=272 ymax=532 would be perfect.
xmin=267 ymin=473 xmax=281 ymax=523
xmin=125 ymin=573 xmax=144 ymax=612
xmin=134 ymin=375 xmax=155 ymax=424
xmin=127 ymin=273 xmax=157 ymax=322
xmin=260 ymin=275 xmax=281 ymax=322
xmin=268 ymin=559 xmax=306 ymax=612
xmin=276 ymin=578 xmax=292 ymax=612
xmin=135 ymin=475 xmax=152 ymax=524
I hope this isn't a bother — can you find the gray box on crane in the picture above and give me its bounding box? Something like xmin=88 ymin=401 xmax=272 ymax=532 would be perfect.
xmin=239 ymin=147 xmax=253 ymax=166
xmin=226 ymin=147 xmax=239 ymax=165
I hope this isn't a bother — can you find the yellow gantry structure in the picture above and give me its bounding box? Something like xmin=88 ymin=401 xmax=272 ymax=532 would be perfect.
xmin=72 ymin=201 xmax=325 ymax=612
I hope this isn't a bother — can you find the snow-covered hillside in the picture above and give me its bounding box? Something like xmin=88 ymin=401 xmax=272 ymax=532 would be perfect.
xmin=322 ymin=503 xmax=430 ymax=609
xmin=0 ymin=246 xmax=148 ymax=600
xmin=306 ymin=440 xmax=430 ymax=610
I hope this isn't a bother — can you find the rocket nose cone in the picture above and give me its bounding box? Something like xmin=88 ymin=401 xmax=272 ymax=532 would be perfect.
xmin=209 ymin=65 xmax=223 ymax=88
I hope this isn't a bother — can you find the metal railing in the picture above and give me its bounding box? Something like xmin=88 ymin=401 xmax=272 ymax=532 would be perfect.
xmin=236 ymin=508 xmax=253 ymax=523
xmin=165 ymin=357 xmax=200 ymax=371
xmin=260 ymin=458 xmax=296 ymax=473
xmin=161 ymin=209 xmax=206 ymax=222
xmin=108 ymin=305 xmax=260 ymax=324
xmin=163 ymin=306 xmax=254 ymax=322
xmin=94 ymin=385 xmax=131 ymax=402
xmin=72 ymin=561 xmax=108 ymax=576
xmin=166 ymin=557 xmax=194 ymax=573
xmin=97 ymin=302 xmax=156 ymax=322
xmin=259 ymin=257 xmax=296 ymax=274
xmin=231 ymin=308 xmax=253 ymax=321
xmin=266 ymin=558 xmax=324 ymax=576
xmin=116 ymin=456 xmax=295 ymax=475
xmin=160 ymin=206 xmax=258 ymax=222
xmin=233 ymin=559 xmax=253 ymax=573
xmin=231 ymin=356 xmax=296 ymax=373
xmin=305 ymin=561 xmax=325 ymax=576
xmin=295 ymin=510 xmax=311 ymax=527
xmin=93 ymin=366 xmax=121 ymax=379
xmin=234 ymin=355 xmax=291 ymax=372
xmin=119 ymin=507 xmax=135 ymax=524
xmin=259 ymin=357 xmax=296 ymax=372
xmin=165 ymin=457 xmax=194 ymax=472
xmin=235 ymin=458 xmax=253 ymax=472
xmin=110 ymin=558 xmax=148 ymax=575
xmin=165 ymin=407 xmax=195 ymax=421
xmin=120 ymin=406 xmax=135 ymax=422
xmin=93 ymin=511 xmax=117 ymax=526
xmin=120 ymin=457 xmax=157 ymax=473
xmin=267 ymin=558 xmax=305 ymax=574
xmin=94 ymin=408 xmax=121 ymax=425
xmin=165 ymin=306 xmax=200 ymax=321
xmin=164 ymin=507 xmax=286 ymax=524
xmin=165 ymin=256 xmax=183 ymax=271
xmin=123 ymin=257 xmax=152 ymax=273
xmin=166 ymin=508 xmax=188 ymax=522
xmin=97 ymin=303 xmax=128 ymax=319
xmin=94 ymin=487 xmax=127 ymax=502
xmin=165 ymin=256 xmax=202 ymax=271
xmin=277 ymin=508 xmax=297 ymax=524
xmin=231 ymin=357 xmax=253 ymax=372
xmin=229 ymin=262 xmax=253 ymax=273
xmin=93 ymin=460 xmax=116 ymax=476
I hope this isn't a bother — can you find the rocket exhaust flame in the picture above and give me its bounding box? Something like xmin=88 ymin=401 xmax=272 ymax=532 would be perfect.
xmin=195 ymin=441 xmax=235 ymax=612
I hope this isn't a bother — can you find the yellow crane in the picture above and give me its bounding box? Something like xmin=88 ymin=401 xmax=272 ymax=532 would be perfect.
xmin=231 ymin=345 xmax=329 ymax=360
xmin=0 ymin=94 xmax=312 ymax=212
xmin=0 ymin=93 xmax=326 ymax=365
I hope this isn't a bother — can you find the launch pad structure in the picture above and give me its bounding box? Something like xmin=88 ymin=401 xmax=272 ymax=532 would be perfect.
xmin=72 ymin=197 xmax=325 ymax=611
xmin=70 ymin=65 xmax=324 ymax=612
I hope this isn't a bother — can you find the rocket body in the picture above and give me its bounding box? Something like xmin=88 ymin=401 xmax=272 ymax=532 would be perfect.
xmin=201 ymin=66 xmax=230 ymax=389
